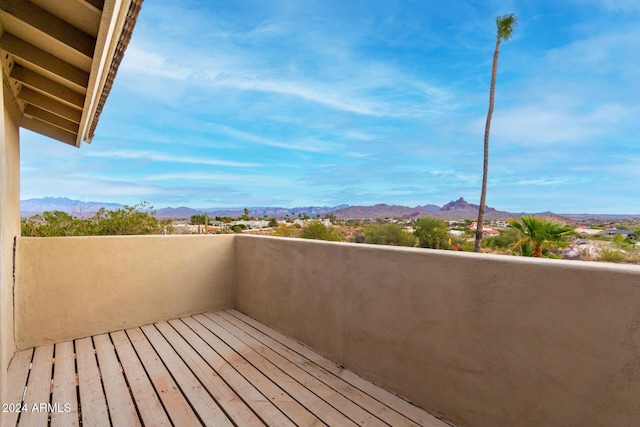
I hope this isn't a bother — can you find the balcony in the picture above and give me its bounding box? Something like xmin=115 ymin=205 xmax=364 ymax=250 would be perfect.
xmin=6 ymin=234 xmax=640 ymax=426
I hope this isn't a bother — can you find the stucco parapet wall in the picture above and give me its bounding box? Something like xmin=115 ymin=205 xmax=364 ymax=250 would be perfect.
xmin=234 ymin=235 xmax=640 ymax=427
xmin=15 ymin=235 xmax=235 ymax=349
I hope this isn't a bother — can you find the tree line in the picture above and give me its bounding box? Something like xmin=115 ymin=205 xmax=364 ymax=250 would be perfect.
xmin=21 ymin=202 xmax=170 ymax=237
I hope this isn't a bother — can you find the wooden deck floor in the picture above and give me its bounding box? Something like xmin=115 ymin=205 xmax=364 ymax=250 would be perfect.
xmin=6 ymin=309 xmax=448 ymax=427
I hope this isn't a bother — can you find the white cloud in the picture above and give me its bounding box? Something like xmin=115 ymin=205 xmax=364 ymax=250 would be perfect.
xmin=85 ymin=150 xmax=262 ymax=168
xmin=121 ymin=39 xmax=454 ymax=119
xmin=143 ymin=172 xmax=289 ymax=186
xmin=207 ymin=124 xmax=338 ymax=153
xmin=120 ymin=45 xmax=192 ymax=80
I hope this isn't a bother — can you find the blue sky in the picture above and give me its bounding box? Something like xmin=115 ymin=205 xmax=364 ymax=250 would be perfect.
xmin=20 ymin=0 xmax=640 ymax=213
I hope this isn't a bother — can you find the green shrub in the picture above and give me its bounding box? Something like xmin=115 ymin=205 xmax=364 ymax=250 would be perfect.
xmin=600 ymin=247 xmax=627 ymax=263
xmin=364 ymin=224 xmax=415 ymax=247
xmin=301 ymin=221 xmax=341 ymax=241
xmin=414 ymin=217 xmax=450 ymax=249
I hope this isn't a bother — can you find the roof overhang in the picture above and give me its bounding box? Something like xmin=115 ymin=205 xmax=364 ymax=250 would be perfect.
xmin=0 ymin=0 xmax=142 ymax=147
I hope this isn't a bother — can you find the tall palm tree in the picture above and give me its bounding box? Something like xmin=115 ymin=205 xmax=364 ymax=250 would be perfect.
xmin=474 ymin=13 xmax=518 ymax=252
xmin=509 ymin=216 xmax=575 ymax=257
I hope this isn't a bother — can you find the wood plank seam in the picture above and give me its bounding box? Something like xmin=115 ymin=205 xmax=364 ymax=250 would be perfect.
xmin=206 ymin=312 xmax=386 ymax=427
xmin=105 ymin=333 xmax=145 ymax=424
xmin=140 ymin=325 xmax=209 ymax=426
xmin=225 ymin=309 xmax=435 ymax=426
xmin=192 ymin=314 xmax=336 ymax=426
xmin=51 ymin=341 xmax=80 ymax=427
xmin=154 ymin=321 xmax=266 ymax=426
xmin=91 ymin=336 xmax=113 ymax=427
xmin=217 ymin=311 xmax=414 ymax=426
xmin=178 ymin=316 xmax=319 ymax=426
xmin=125 ymin=327 xmax=202 ymax=426
xmin=117 ymin=329 xmax=176 ymax=425
xmin=9 ymin=349 xmax=35 ymax=426
xmin=110 ymin=330 xmax=172 ymax=427
xmin=140 ymin=324 xmax=232 ymax=427
xmin=167 ymin=318 xmax=297 ymax=427
xmin=94 ymin=334 xmax=141 ymax=426
xmin=211 ymin=311 xmax=397 ymax=427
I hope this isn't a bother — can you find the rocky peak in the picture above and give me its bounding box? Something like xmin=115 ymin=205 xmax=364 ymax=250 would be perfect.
xmin=441 ymin=197 xmax=474 ymax=211
xmin=440 ymin=197 xmax=497 ymax=213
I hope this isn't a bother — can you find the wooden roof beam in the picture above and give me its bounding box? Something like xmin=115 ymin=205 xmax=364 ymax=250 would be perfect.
xmin=0 ymin=0 xmax=96 ymax=58
xmin=24 ymin=104 xmax=80 ymax=134
xmin=10 ymin=64 xmax=84 ymax=109
xmin=21 ymin=116 xmax=77 ymax=146
xmin=18 ymin=88 xmax=82 ymax=123
xmin=84 ymin=0 xmax=105 ymax=12
xmin=0 ymin=33 xmax=89 ymax=90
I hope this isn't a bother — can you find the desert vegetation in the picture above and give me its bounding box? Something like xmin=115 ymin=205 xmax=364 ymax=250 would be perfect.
xmin=21 ymin=202 xmax=171 ymax=236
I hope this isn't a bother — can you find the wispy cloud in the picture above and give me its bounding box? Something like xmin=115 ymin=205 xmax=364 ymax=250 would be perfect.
xmin=142 ymin=172 xmax=289 ymax=186
xmin=206 ymin=124 xmax=338 ymax=153
xmin=86 ymin=150 xmax=262 ymax=168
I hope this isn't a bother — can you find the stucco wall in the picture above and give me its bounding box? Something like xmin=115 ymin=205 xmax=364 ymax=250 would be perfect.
xmin=15 ymin=235 xmax=235 ymax=349
xmin=0 ymin=82 xmax=20 ymax=417
xmin=235 ymin=235 xmax=640 ymax=427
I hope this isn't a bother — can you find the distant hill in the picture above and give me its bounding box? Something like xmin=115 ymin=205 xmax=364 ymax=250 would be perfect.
xmin=21 ymin=197 xmax=123 ymax=217
xmin=23 ymin=196 xmax=636 ymax=222
xmin=417 ymin=204 xmax=441 ymax=212
xmin=333 ymin=197 xmax=512 ymax=220
xmin=433 ymin=197 xmax=511 ymax=220
xmin=333 ymin=204 xmax=428 ymax=219
xmin=198 ymin=205 xmax=348 ymax=219
xmin=155 ymin=206 xmax=203 ymax=218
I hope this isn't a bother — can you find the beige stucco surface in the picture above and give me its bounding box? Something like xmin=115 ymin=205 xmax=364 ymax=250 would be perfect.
xmin=235 ymin=235 xmax=640 ymax=427
xmin=15 ymin=235 xmax=235 ymax=349
xmin=0 ymin=82 xmax=20 ymax=417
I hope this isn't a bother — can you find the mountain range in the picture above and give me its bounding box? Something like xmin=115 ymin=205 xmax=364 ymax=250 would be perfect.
xmin=19 ymin=197 xmax=640 ymax=221
xmin=20 ymin=197 xmax=124 ymax=217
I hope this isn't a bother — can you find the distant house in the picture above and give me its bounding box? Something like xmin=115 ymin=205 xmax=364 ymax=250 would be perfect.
xmin=232 ymin=220 xmax=269 ymax=229
xmin=482 ymin=229 xmax=500 ymax=238
xmin=293 ymin=218 xmax=332 ymax=227
xmin=489 ymin=220 xmax=509 ymax=228
xmin=576 ymin=228 xmax=605 ymax=236
xmin=603 ymin=229 xmax=635 ymax=239
xmin=449 ymin=230 xmax=465 ymax=237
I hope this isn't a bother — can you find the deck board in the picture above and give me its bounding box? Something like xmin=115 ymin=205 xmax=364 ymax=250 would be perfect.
xmin=168 ymin=318 xmax=296 ymax=427
xmin=140 ymin=324 xmax=233 ymax=427
xmin=93 ymin=334 xmax=140 ymax=427
xmin=154 ymin=321 xmax=267 ymax=427
xmin=17 ymin=345 xmax=52 ymax=427
xmin=126 ymin=327 xmax=202 ymax=426
xmin=110 ymin=330 xmax=172 ymax=427
xmin=4 ymin=348 xmax=33 ymax=427
xmin=50 ymin=341 xmax=79 ymax=427
xmin=76 ymin=337 xmax=110 ymax=427
xmin=182 ymin=315 xmax=322 ymax=426
xmin=6 ymin=311 xmax=448 ymax=427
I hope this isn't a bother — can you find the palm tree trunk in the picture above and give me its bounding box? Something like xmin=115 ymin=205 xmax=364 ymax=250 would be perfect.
xmin=474 ymin=39 xmax=501 ymax=252
xmin=534 ymin=245 xmax=542 ymax=257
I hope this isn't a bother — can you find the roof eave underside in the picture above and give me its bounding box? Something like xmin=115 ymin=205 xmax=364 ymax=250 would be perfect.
xmin=0 ymin=0 xmax=142 ymax=148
